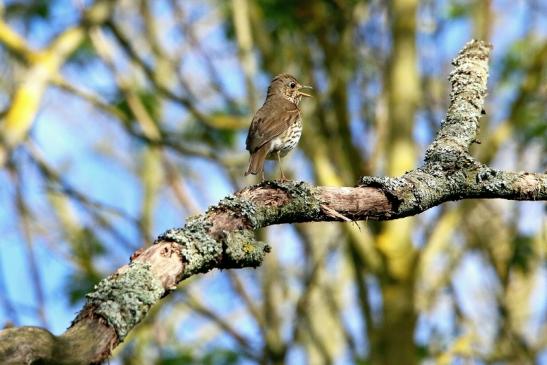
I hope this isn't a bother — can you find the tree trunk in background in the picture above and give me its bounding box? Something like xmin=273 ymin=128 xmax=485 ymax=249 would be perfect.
xmin=371 ymin=280 xmax=417 ymax=365
xmin=473 ymin=0 xmax=491 ymax=42
xmin=371 ymin=0 xmax=419 ymax=364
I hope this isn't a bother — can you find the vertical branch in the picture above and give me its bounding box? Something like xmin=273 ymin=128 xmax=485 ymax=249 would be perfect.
xmin=260 ymin=251 xmax=286 ymax=363
xmin=10 ymin=166 xmax=48 ymax=327
xmin=232 ymin=0 xmax=257 ymax=110
xmin=0 ymin=256 xmax=19 ymax=326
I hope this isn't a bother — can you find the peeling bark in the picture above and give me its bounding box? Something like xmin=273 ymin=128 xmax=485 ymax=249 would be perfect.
xmin=1 ymin=40 xmax=545 ymax=364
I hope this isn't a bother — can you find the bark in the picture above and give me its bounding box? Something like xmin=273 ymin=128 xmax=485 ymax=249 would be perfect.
xmin=0 ymin=40 xmax=545 ymax=364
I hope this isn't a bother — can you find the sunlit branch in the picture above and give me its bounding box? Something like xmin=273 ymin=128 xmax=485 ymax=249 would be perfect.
xmin=0 ymin=0 xmax=115 ymax=165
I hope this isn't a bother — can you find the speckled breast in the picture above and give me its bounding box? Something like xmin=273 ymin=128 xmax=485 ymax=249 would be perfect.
xmin=267 ymin=117 xmax=303 ymax=159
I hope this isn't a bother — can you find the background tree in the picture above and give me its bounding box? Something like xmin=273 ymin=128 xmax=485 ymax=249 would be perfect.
xmin=0 ymin=0 xmax=545 ymax=364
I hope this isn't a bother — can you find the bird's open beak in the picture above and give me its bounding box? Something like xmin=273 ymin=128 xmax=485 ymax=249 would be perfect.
xmin=298 ymin=85 xmax=313 ymax=97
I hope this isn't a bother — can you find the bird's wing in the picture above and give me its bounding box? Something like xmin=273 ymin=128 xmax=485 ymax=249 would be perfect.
xmin=245 ymin=98 xmax=300 ymax=152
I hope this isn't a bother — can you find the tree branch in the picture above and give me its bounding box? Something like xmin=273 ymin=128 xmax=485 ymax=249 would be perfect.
xmin=0 ymin=40 xmax=545 ymax=364
xmin=0 ymin=0 xmax=115 ymax=166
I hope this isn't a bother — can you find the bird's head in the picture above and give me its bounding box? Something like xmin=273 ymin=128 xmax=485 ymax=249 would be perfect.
xmin=267 ymin=73 xmax=312 ymax=104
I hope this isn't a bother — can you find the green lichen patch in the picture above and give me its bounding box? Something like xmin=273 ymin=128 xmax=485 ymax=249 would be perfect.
xmin=155 ymin=227 xmax=187 ymax=245
xmin=258 ymin=180 xmax=323 ymax=224
xmin=203 ymin=181 xmax=325 ymax=229
xmin=262 ymin=180 xmax=312 ymax=196
xmin=212 ymin=195 xmax=260 ymax=229
xmin=154 ymin=203 xmax=272 ymax=278
xmin=222 ymin=230 xmax=270 ymax=269
xmin=473 ymin=167 xmax=521 ymax=196
xmin=180 ymin=217 xmax=223 ymax=278
xmin=85 ymin=261 xmax=164 ymax=340
xmin=155 ymin=216 xmax=224 ymax=278
xmin=361 ymin=170 xmax=467 ymax=217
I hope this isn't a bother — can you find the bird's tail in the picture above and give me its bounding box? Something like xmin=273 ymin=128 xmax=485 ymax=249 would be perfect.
xmin=245 ymin=145 xmax=269 ymax=176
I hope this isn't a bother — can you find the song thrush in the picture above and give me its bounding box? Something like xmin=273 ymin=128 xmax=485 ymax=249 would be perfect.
xmin=244 ymin=73 xmax=312 ymax=180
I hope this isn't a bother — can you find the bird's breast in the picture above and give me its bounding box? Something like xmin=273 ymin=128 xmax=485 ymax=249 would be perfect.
xmin=266 ymin=118 xmax=303 ymax=159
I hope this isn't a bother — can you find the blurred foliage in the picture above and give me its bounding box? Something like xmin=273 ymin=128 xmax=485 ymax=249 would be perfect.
xmin=446 ymin=1 xmax=474 ymax=19
xmin=509 ymin=234 xmax=535 ymax=273
xmin=67 ymin=36 xmax=97 ymax=66
xmin=115 ymin=90 xmax=161 ymax=123
xmin=157 ymin=348 xmax=241 ymax=365
xmin=4 ymin=0 xmax=51 ymax=23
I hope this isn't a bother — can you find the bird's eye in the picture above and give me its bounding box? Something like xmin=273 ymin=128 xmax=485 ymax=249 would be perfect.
xmin=289 ymin=82 xmax=296 ymax=89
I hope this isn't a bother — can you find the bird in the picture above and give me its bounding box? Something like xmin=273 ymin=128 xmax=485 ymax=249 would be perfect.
xmin=244 ymin=73 xmax=312 ymax=180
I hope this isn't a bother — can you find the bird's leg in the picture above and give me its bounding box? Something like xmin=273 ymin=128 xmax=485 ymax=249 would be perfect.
xmin=261 ymin=169 xmax=265 ymax=182
xmin=277 ymin=151 xmax=286 ymax=181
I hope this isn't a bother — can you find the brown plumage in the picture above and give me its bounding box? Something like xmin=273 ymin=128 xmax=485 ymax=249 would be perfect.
xmin=245 ymin=73 xmax=311 ymax=180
